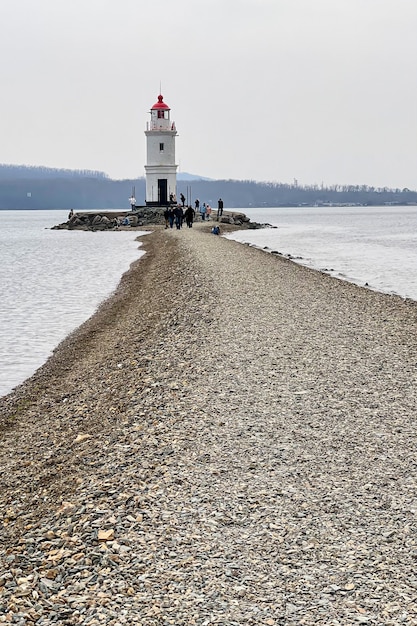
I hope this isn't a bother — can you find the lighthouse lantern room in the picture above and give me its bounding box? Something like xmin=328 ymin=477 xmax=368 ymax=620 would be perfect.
xmin=144 ymin=94 xmax=178 ymax=206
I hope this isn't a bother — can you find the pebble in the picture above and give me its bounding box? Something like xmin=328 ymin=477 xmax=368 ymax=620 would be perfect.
xmin=1 ymin=223 xmax=417 ymax=624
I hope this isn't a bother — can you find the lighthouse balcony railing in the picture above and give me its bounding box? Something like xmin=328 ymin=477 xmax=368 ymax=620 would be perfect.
xmin=146 ymin=122 xmax=176 ymax=132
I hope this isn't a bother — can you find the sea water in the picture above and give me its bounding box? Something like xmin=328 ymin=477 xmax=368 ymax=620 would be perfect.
xmin=226 ymin=206 xmax=417 ymax=302
xmin=0 ymin=211 xmax=146 ymax=397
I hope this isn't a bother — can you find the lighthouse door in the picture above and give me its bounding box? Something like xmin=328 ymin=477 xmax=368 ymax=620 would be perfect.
xmin=158 ymin=179 xmax=168 ymax=205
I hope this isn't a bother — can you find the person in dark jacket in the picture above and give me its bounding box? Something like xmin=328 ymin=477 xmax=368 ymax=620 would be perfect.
xmin=167 ymin=207 xmax=175 ymax=229
xmin=184 ymin=205 xmax=195 ymax=228
xmin=174 ymin=205 xmax=184 ymax=229
xmin=217 ymin=198 xmax=224 ymax=219
xmin=164 ymin=207 xmax=170 ymax=229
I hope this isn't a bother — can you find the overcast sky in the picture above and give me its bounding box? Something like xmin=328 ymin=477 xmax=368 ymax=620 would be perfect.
xmin=1 ymin=0 xmax=416 ymax=188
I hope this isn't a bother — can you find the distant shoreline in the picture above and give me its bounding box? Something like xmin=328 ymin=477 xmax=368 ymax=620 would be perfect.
xmin=2 ymin=201 xmax=417 ymax=212
xmin=2 ymin=163 xmax=417 ymax=210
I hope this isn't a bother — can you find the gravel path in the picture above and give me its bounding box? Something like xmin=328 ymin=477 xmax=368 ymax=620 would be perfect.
xmin=1 ymin=223 xmax=417 ymax=625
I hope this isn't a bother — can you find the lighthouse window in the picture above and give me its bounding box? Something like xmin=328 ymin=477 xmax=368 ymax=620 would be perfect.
xmin=159 ymin=143 xmax=164 ymax=151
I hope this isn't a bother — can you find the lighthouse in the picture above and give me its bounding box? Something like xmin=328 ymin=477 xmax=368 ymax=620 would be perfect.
xmin=144 ymin=94 xmax=178 ymax=206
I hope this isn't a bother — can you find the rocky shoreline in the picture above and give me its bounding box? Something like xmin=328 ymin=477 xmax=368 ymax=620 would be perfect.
xmin=1 ymin=223 xmax=417 ymax=624
xmin=52 ymin=208 xmax=268 ymax=231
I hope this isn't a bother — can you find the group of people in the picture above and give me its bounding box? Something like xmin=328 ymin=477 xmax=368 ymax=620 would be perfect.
xmin=164 ymin=205 xmax=196 ymax=229
xmin=164 ymin=197 xmax=224 ymax=231
xmin=194 ymin=199 xmax=212 ymax=221
xmin=164 ymin=194 xmax=223 ymax=229
xmin=194 ymin=198 xmax=224 ymax=221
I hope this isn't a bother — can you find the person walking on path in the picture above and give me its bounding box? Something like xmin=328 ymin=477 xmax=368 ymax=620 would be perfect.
xmin=164 ymin=207 xmax=170 ymax=229
xmin=184 ymin=205 xmax=195 ymax=228
xmin=167 ymin=207 xmax=175 ymax=229
xmin=200 ymin=202 xmax=207 ymax=221
xmin=217 ymin=198 xmax=224 ymax=220
xmin=174 ymin=205 xmax=184 ymax=229
xmin=180 ymin=193 xmax=185 ymax=207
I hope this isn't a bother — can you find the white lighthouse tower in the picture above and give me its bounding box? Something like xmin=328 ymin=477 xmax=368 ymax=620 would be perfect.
xmin=144 ymin=94 xmax=178 ymax=206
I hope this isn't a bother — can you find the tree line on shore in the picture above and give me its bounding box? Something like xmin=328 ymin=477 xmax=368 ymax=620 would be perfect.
xmin=1 ymin=164 xmax=417 ymax=210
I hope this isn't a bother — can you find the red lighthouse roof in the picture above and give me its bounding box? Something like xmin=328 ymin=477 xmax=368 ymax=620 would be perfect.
xmin=151 ymin=94 xmax=170 ymax=110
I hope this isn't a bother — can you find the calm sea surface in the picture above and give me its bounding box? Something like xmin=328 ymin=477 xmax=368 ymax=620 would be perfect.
xmin=227 ymin=206 xmax=417 ymax=302
xmin=0 ymin=211 xmax=146 ymax=397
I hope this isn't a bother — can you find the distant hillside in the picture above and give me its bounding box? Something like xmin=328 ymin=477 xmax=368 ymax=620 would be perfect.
xmin=1 ymin=164 xmax=417 ymax=209
xmin=0 ymin=164 xmax=108 ymax=180
xmin=177 ymin=172 xmax=213 ymax=181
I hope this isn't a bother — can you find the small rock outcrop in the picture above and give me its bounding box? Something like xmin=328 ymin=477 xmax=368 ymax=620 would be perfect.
xmin=219 ymin=212 xmax=270 ymax=229
xmin=52 ymin=208 xmax=167 ymax=230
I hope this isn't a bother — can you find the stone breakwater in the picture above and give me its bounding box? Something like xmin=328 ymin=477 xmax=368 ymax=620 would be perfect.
xmin=1 ymin=223 xmax=417 ymax=625
xmin=52 ymin=208 xmax=265 ymax=230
